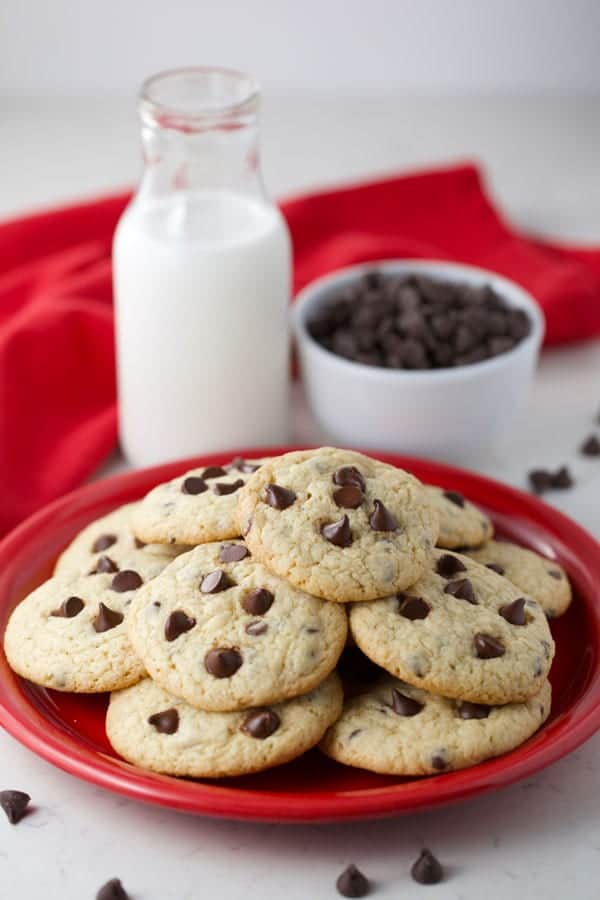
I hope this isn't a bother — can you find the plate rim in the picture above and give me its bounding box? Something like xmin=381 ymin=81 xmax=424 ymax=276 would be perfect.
xmin=1 ymin=445 xmax=600 ymax=823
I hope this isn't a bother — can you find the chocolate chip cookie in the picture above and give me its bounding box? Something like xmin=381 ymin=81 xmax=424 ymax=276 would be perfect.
xmin=106 ymin=672 xmax=343 ymax=777
xmin=424 ymin=486 xmax=493 ymax=549
xmin=349 ymin=549 xmax=554 ymax=704
xmin=320 ymin=675 xmax=551 ymax=775
xmin=127 ymin=541 xmax=348 ymax=711
xmin=465 ymin=539 xmax=572 ymax=618
xmin=236 ymin=448 xmax=439 ymax=603
xmin=131 ymin=457 xmax=268 ymax=546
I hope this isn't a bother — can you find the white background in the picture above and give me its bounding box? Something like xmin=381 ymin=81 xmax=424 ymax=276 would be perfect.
xmin=1 ymin=0 xmax=600 ymax=97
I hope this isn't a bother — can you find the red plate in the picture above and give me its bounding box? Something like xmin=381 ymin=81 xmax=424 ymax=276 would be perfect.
xmin=0 ymin=447 xmax=599 ymax=823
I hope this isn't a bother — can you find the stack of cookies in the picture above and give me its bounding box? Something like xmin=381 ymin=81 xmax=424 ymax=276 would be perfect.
xmin=4 ymin=447 xmax=571 ymax=780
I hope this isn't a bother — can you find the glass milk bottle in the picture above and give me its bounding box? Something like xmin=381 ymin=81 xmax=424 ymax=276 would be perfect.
xmin=113 ymin=67 xmax=291 ymax=466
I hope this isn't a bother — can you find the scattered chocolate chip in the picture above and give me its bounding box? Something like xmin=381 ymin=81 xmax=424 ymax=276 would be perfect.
xmin=219 ymin=543 xmax=249 ymax=563
xmin=547 ymin=569 xmax=562 ymax=579
xmin=398 ymin=594 xmax=430 ymax=619
xmin=241 ymin=587 xmax=274 ymax=615
xmin=241 ymin=709 xmax=280 ymax=739
xmin=94 ymin=555 xmax=119 ymax=574
xmin=96 ymin=879 xmax=130 ymax=900
xmin=499 ymin=597 xmax=527 ymax=626
xmin=148 ymin=708 xmax=179 ymax=734
xmin=444 ymin=490 xmax=465 ymax=507
xmin=230 ymin=457 xmax=261 ymax=473
xmin=389 ymin=688 xmax=423 ymax=716
xmin=581 ymin=435 xmax=600 ymax=456
xmin=182 ymin=476 xmax=207 ymax=495
xmin=436 ymin=553 xmax=467 ymax=578
xmin=164 ymin=610 xmax=196 ymax=641
xmin=213 ymin=479 xmax=244 ymax=496
xmin=444 ymin=578 xmax=477 ymax=604
xmin=93 ymin=602 xmax=124 ymax=633
xmin=336 ymin=864 xmax=370 ymax=898
xmin=321 ymin=514 xmax=353 ymax=547
xmin=431 ymin=755 xmax=448 ymax=771
xmin=92 ymin=534 xmax=117 ymax=553
xmin=0 ymin=790 xmax=31 ymax=824
xmin=202 ymin=466 xmax=228 ymax=479
xmin=134 ymin=537 xmax=146 ymax=549
xmin=51 ymin=595 xmax=84 ymax=618
xmin=245 ymin=620 xmax=268 ymax=636
xmin=200 ymin=569 xmax=234 ymax=594
xmin=111 ymin=570 xmax=143 ymax=592
xmin=333 ymin=466 xmax=366 ymax=491
xmin=368 ymin=499 xmax=398 ymax=531
xmin=457 ymin=700 xmax=490 ymax=719
xmin=529 ymin=466 xmax=574 ymax=494
xmin=486 ymin=562 xmax=505 ymax=575
xmin=205 ymin=647 xmax=243 ymax=678
xmin=554 ymin=466 xmax=574 ymax=488
xmin=474 ymin=632 xmax=505 ymax=658
xmin=333 ymin=485 xmax=364 ymax=508
xmin=411 ymin=849 xmax=444 ymax=885
xmin=264 ymin=483 xmax=297 ymax=509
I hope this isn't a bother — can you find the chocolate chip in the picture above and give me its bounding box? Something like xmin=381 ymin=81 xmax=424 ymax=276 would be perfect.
xmin=111 ymin=570 xmax=143 ymax=592
xmin=529 ymin=466 xmax=574 ymax=494
xmin=148 ymin=708 xmax=179 ymax=734
xmin=241 ymin=588 xmax=274 ymax=615
xmin=201 ymin=466 xmax=228 ymax=479
xmin=164 ymin=610 xmax=196 ymax=641
xmin=541 ymin=639 xmax=552 ymax=659
xmin=205 ymin=648 xmax=243 ymax=677
xmin=264 ymin=483 xmax=297 ymax=509
xmin=96 ymin=879 xmax=130 ymax=900
xmin=336 ymin=864 xmax=370 ymax=898
xmin=241 ymin=709 xmax=280 ymax=739
xmin=219 ymin=543 xmax=249 ymax=563
xmin=321 ymin=515 xmax=353 ymax=547
xmin=398 ymin=594 xmax=430 ymax=619
xmin=368 ymin=499 xmax=398 ymax=531
xmin=547 ymin=569 xmax=562 ymax=579
xmin=333 ymin=466 xmax=366 ymax=491
xmin=93 ymin=602 xmax=124 ymax=633
xmin=92 ymin=533 xmax=117 ymax=552
xmin=245 ymin=620 xmax=268 ymax=636
xmin=486 ymin=562 xmax=505 ymax=575
xmin=499 ymin=597 xmax=527 ymax=626
xmin=230 ymin=457 xmax=261 ymax=473
xmin=474 ymin=632 xmax=505 ymax=658
xmin=213 ymin=479 xmax=244 ymax=496
xmin=457 ymin=700 xmax=490 ymax=719
xmin=200 ymin=569 xmax=234 ymax=593
xmin=333 ymin=485 xmax=364 ymax=508
xmin=134 ymin=537 xmax=146 ymax=549
xmin=411 ymin=849 xmax=444 ymax=885
xmin=444 ymin=578 xmax=477 ymax=604
xmin=431 ymin=755 xmax=448 ymax=771
xmin=444 ymin=489 xmax=465 ymax=507
xmin=51 ymin=595 xmax=84 ymax=618
xmin=389 ymin=688 xmax=423 ymax=716
xmin=182 ymin=476 xmax=207 ymax=495
xmin=581 ymin=435 xmax=600 ymax=456
xmin=94 ymin=555 xmax=119 ymax=574
xmin=349 ymin=729 xmax=363 ymax=740
xmin=436 ymin=553 xmax=467 ymax=578
xmin=0 ymin=790 xmax=31 ymax=824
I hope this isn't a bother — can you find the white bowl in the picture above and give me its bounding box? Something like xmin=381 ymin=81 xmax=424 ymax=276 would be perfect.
xmin=292 ymin=260 xmax=544 ymax=464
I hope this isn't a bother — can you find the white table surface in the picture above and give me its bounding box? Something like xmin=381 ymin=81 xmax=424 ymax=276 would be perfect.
xmin=1 ymin=93 xmax=600 ymax=899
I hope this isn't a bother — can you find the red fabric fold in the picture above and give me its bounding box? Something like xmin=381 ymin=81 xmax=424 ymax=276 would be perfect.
xmin=1 ymin=163 xmax=599 ymax=535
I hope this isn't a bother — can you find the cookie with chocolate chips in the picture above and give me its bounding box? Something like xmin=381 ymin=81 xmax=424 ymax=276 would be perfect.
xmin=131 ymin=457 xmax=269 ymax=546
xmin=55 ymin=502 xmax=187 ymax=578
xmin=235 ymin=447 xmax=439 ymax=603
xmin=106 ymin=672 xmax=343 ymax=777
xmin=127 ymin=541 xmax=348 ymax=711
xmin=320 ymin=675 xmax=551 ymax=775
xmin=349 ymin=549 xmax=554 ymax=704
xmin=465 ymin=539 xmax=572 ymax=618
xmin=423 ymin=485 xmax=493 ymax=550
xmin=4 ymin=572 xmax=147 ymax=692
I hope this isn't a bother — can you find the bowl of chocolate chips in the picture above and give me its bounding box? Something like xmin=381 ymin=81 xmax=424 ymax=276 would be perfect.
xmin=293 ymin=260 xmax=544 ymax=462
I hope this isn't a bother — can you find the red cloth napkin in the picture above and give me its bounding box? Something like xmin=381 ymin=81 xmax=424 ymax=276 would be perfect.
xmin=1 ymin=162 xmax=599 ymax=535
